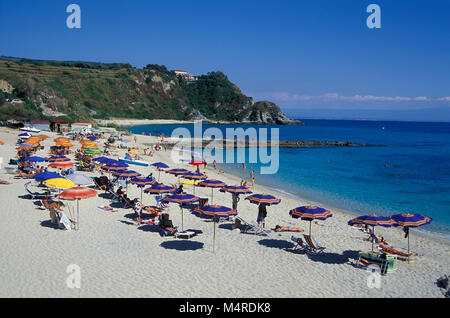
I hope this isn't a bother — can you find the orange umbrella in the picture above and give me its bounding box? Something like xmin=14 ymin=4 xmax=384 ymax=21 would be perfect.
xmin=56 ymin=143 xmax=74 ymax=148
xmin=49 ymin=161 xmax=74 ymax=168
xmin=54 ymin=137 xmax=70 ymax=143
xmin=58 ymin=187 xmax=97 ymax=230
xmin=0 ymin=141 xmax=4 ymax=145
xmin=36 ymin=135 xmax=50 ymax=140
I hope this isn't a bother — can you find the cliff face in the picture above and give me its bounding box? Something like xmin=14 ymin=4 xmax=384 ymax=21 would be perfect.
xmin=0 ymin=57 xmax=301 ymax=125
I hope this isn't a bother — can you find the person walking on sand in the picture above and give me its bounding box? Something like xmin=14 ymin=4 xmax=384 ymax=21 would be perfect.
xmin=250 ymin=168 xmax=255 ymax=187
xmin=257 ymin=204 xmax=267 ymax=228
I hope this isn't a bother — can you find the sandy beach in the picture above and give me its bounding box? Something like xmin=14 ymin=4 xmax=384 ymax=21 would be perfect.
xmin=0 ymin=126 xmax=449 ymax=298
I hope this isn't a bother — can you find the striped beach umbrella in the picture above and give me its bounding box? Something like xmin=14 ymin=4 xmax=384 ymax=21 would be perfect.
xmin=390 ymin=213 xmax=432 ymax=261
xmin=183 ymin=172 xmax=208 ymax=194
xmin=197 ymin=179 xmax=226 ymax=204
xmin=163 ymin=194 xmax=199 ymax=231
xmin=58 ymin=187 xmax=97 ymax=230
xmin=102 ymin=162 xmax=129 ymax=172
xmin=348 ymin=215 xmax=398 ymax=252
xmin=289 ymin=206 xmax=333 ymax=235
xmin=111 ymin=169 xmax=140 ymax=178
xmin=221 ymin=185 xmax=253 ymax=194
xmin=48 ymin=161 xmax=74 ymax=169
xmin=192 ymin=205 xmax=235 ymax=253
xmin=166 ymin=168 xmax=189 ymax=177
xmin=144 ymin=183 xmax=177 ymax=195
xmin=129 ymin=177 xmax=157 ymax=202
xmin=47 ymin=156 xmax=70 ymax=162
xmin=245 ymin=194 xmax=281 ymax=206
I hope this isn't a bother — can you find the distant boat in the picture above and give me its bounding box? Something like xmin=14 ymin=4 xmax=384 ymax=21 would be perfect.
xmin=20 ymin=127 xmax=40 ymax=133
xmin=118 ymin=157 xmax=149 ymax=166
xmin=381 ymin=126 xmax=385 ymax=130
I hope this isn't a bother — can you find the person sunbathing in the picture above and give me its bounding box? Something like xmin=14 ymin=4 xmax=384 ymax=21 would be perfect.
xmin=273 ymin=225 xmax=304 ymax=232
xmin=379 ymin=244 xmax=413 ymax=257
xmin=365 ymin=234 xmax=388 ymax=245
xmin=42 ymin=193 xmax=63 ymax=211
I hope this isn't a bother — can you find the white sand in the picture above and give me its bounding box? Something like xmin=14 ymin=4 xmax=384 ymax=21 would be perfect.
xmin=0 ymin=127 xmax=449 ymax=298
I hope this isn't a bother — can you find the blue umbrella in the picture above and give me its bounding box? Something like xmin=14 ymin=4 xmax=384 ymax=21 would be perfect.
xmin=245 ymin=194 xmax=281 ymax=206
xmin=192 ymin=205 xmax=235 ymax=253
xmin=348 ymin=215 xmax=398 ymax=252
xmin=33 ymin=171 xmax=62 ymax=181
xmin=87 ymin=136 xmax=97 ymax=140
xmin=24 ymin=156 xmax=46 ymax=162
xmin=19 ymin=133 xmax=33 ymax=138
xmin=129 ymin=177 xmax=157 ymax=201
xmin=151 ymin=162 xmax=169 ymax=181
xmin=163 ymin=194 xmax=200 ymax=231
xmin=289 ymin=206 xmax=333 ymax=235
xmin=111 ymin=170 xmax=140 ymax=178
xmin=18 ymin=143 xmax=37 ymax=147
xmin=92 ymin=156 xmax=111 ymax=163
xmin=144 ymin=183 xmax=177 ymax=195
xmin=197 ymin=179 xmax=226 ymax=204
xmin=390 ymin=213 xmax=432 ymax=260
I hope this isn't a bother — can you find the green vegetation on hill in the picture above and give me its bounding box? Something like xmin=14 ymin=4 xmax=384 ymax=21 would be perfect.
xmin=0 ymin=57 xmax=298 ymax=124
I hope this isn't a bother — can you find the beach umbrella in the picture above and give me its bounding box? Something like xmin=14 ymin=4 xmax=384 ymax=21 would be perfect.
xmin=289 ymin=206 xmax=333 ymax=235
xmin=221 ymin=185 xmax=252 ymax=214
xmin=144 ymin=183 xmax=177 ymax=195
xmin=390 ymin=213 xmax=432 ymax=262
xmin=54 ymin=137 xmax=70 ymax=143
xmin=86 ymin=136 xmax=97 ymax=140
xmin=44 ymin=178 xmax=76 ymax=190
xmin=58 ymin=187 xmax=97 ymax=230
xmin=23 ymin=156 xmax=46 ymax=163
xmin=92 ymin=156 xmax=112 ymax=163
xmin=183 ymin=172 xmax=208 ymax=194
xmin=47 ymin=156 xmax=70 ymax=162
xmin=0 ymin=140 xmax=3 ymax=145
xmin=245 ymin=194 xmax=281 ymax=206
xmin=197 ymin=179 xmax=226 ymax=204
xmin=36 ymin=134 xmax=50 ymax=140
xmin=166 ymin=168 xmax=189 ymax=176
xmin=163 ymin=194 xmax=199 ymax=231
xmin=129 ymin=177 xmax=157 ymax=202
xmin=192 ymin=205 xmax=235 ymax=253
xmin=83 ymin=148 xmax=102 ymax=155
xmin=66 ymin=173 xmax=93 ymax=186
xmin=189 ymin=160 xmax=206 ymax=172
xmin=221 ymin=185 xmax=252 ymax=194
xmin=128 ymin=150 xmax=139 ymax=155
xmin=348 ymin=215 xmax=398 ymax=253
xmin=49 ymin=161 xmax=74 ymax=169
xmin=33 ymin=171 xmax=62 ymax=181
xmin=102 ymin=162 xmax=129 ymax=172
xmin=111 ymin=169 xmax=140 ymax=178
xmin=151 ymin=162 xmax=169 ymax=181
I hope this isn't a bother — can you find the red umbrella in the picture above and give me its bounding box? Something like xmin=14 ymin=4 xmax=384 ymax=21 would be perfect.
xmin=49 ymin=161 xmax=74 ymax=168
xmin=58 ymin=187 xmax=97 ymax=230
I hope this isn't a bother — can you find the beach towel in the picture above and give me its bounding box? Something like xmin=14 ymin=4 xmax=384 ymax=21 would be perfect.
xmin=98 ymin=206 xmax=118 ymax=213
xmin=57 ymin=211 xmax=73 ymax=230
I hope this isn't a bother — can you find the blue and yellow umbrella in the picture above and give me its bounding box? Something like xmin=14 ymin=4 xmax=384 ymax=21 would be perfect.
xmin=163 ymin=193 xmax=200 ymax=231
xmin=192 ymin=205 xmax=235 ymax=253
xmin=391 ymin=213 xmax=432 ymax=260
xmin=289 ymin=206 xmax=333 ymax=235
xmin=129 ymin=177 xmax=156 ymax=202
xmin=197 ymin=179 xmax=226 ymax=204
xmin=245 ymin=194 xmax=281 ymax=206
xmin=348 ymin=215 xmax=398 ymax=252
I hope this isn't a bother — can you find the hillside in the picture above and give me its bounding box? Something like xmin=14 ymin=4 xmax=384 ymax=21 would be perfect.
xmin=0 ymin=57 xmax=302 ymax=125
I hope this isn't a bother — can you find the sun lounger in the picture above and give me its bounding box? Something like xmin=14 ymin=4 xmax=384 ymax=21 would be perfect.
xmin=25 ymin=182 xmax=56 ymax=200
xmin=291 ymin=235 xmax=306 ymax=251
xmin=356 ymin=253 xmax=389 ymax=275
xmin=155 ymin=195 xmax=168 ymax=209
xmin=234 ymin=216 xmax=271 ymax=236
xmin=49 ymin=208 xmax=73 ymax=230
xmin=303 ymin=234 xmax=325 ymax=254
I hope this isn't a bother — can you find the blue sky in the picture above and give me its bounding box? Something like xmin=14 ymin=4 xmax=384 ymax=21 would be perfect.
xmin=1 ymin=0 xmax=449 ymax=121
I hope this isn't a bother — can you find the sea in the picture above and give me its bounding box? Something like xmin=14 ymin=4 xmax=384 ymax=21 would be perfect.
xmin=127 ymin=119 xmax=450 ymax=239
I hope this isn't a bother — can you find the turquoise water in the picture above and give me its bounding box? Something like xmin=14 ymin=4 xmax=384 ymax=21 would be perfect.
xmin=128 ymin=120 xmax=450 ymax=238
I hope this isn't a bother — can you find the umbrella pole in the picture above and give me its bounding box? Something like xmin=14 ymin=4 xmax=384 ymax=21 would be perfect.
xmin=213 ymin=217 xmax=216 ymax=253
xmin=407 ymin=230 xmax=410 ymax=263
xmin=309 ymin=221 xmax=312 ymax=236
xmin=372 ymin=226 xmax=375 ymax=253
xmin=180 ymin=206 xmax=183 ymax=231
xmin=77 ymin=199 xmax=80 ymax=230
xmin=211 ymin=188 xmax=214 ymax=204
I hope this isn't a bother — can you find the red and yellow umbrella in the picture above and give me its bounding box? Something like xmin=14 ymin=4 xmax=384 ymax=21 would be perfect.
xmin=58 ymin=187 xmax=97 ymax=230
xmin=49 ymin=161 xmax=74 ymax=168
